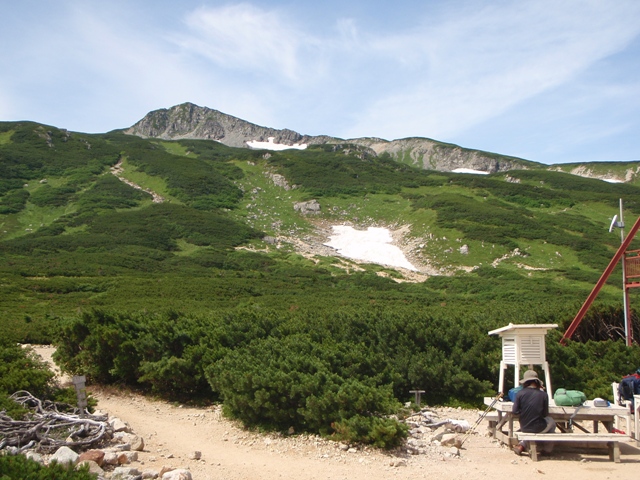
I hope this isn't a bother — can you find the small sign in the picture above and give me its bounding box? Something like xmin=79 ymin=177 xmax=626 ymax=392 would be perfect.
xmin=410 ymin=389 xmax=426 ymax=407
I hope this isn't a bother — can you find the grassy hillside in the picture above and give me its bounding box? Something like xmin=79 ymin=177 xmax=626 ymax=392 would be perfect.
xmin=2 ymin=121 xmax=640 ymax=341
xmin=3 ymin=120 xmax=640 ymax=444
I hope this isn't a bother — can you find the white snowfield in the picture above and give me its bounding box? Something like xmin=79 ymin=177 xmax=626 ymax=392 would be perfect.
xmin=451 ymin=168 xmax=489 ymax=175
xmin=246 ymin=137 xmax=308 ymax=151
xmin=324 ymin=225 xmax=417 ymax=271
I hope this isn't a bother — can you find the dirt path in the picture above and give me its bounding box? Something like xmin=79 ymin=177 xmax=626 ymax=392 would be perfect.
xmin=31 ymin=346 xmax=640 ymax=480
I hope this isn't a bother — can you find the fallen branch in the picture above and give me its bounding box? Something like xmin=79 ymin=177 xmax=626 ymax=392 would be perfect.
xmin=0 ymin=391 xmax=111 ymax=453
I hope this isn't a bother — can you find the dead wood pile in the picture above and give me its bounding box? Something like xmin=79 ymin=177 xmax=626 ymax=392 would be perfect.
xmin=0 ymin=390 xmax=111 ymax=453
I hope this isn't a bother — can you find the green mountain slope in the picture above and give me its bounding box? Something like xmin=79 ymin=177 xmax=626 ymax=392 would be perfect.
xmin=2 ymin=119 xmax=640 ymax=343
xmin=3 ymin=118 xmax=640 ymax=446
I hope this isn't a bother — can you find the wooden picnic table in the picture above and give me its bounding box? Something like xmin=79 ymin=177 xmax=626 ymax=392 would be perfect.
xmin=484 ymin=397 xmax=629 ymax=446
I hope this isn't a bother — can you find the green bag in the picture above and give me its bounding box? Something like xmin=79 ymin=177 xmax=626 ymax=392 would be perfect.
xmin=553 ymin=388 xmax=586 ymax=406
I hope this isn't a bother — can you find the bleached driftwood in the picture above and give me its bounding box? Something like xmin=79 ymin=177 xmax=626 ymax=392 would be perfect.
xmin=0 ymin=391 xmax=110 ymax=452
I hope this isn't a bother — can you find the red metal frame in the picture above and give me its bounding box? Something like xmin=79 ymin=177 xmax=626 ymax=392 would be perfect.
xmin=561 ymin=215 xmax=640 ymax=346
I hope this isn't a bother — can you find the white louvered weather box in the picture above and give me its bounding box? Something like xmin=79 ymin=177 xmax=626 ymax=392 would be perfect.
xmin=488 ymin=323 xmax=558 ymax=397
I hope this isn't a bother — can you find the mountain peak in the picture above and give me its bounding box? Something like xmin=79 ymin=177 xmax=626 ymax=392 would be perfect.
xmin=126 ymin=103 xmax=538 ymax=173
xmin=125 ymin=102 xmax=311 ymax=149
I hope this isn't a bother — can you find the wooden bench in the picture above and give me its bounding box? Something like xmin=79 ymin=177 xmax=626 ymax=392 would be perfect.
xmin=515 ymin=432 xmax=623 ymax=462
xmin=484 ymin=412 xmax=499 ymax=430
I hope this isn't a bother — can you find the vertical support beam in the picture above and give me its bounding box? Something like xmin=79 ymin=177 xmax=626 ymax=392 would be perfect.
xmin=561 ymin=214 xmax=640 ymax=345
xmin=625 ymin=283 xmax=633 ymax=347
xmin=529 ymin=442 xmax=539 ymax=462
xmin=542 ymin=361 xmax=552 ymax=397
xmin=620 ymin=199 xmax=631 ymax=347
xmin=498 ymin=361 xmax=506 ymax=395
xmin=634 ymin=394 xmax=640 ymax=447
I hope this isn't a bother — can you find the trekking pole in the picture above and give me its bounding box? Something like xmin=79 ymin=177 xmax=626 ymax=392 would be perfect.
xmin=460 ymin=392 xmax=503 ymax=447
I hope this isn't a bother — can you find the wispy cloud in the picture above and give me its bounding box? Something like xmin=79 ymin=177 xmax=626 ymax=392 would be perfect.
xmin=344 ymin=1 xmax=640 ymax=140
xmin=175 ymin=3 xmax=315 ymax=83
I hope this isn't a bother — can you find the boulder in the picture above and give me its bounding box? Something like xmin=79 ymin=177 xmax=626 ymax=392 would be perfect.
xmin=440 ymin=433 xmax=462 ymax=448
xmin=162 ymin=469 xmax=193 ymax=480
xmin=429 ymin=426 xmax=448 ymax=442
xmin=109 ymin=417 xmax=130 ymax=432
xmin=25 ymin=451 xmax=43 ymax=464
xmin=49 ymin=446 xmax=78 ymax=467
xmin=117 ymin=451 xmax=138 ymax=464
xmin=159 ymin=466 xmax=174 ymax=477
xmin=111 ymin=466 xmax=141 ymax=480
xmin=293 ymin=200 xmax=321 ymax=215
xmin=78 ymin=449 xmax=105 ymax=467
xmin=76 ymin=460 xmax=104 ymax=477
xmin=131 ymin=435 xmax=145 ymax=451
xmin=104 ymin=451 xmax=120 ymax=465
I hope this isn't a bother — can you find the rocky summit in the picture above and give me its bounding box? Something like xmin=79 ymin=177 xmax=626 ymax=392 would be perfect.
xmin=124 ymin=102 xmax=533 ymax=174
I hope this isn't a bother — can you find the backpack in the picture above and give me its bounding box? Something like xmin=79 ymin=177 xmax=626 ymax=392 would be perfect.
xmin=553 ymin=388 xmax=586 ymax=406
xmin=618 ymin=373 xmax=640 ymax=404
xmin=508 ymin=386 xmax=522 ymax=402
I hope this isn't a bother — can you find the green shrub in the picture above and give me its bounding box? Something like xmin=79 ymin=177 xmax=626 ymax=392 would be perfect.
xmin=206 ymin=333 xmax=406 ymax=445
xmin=0 ymin=339 xmax=54 ymax=397
xmin=0 ymin=341 xmax=55 ymax=417
xmin=0 ymin=188 xmax=29 ymax=213
xmin=29 ymin=185 xmax=77 ymax=207
xmin=332 ymin=415 xmax=408 ymax=449
xmin=0 ymin=454 xmax=95 ymax=480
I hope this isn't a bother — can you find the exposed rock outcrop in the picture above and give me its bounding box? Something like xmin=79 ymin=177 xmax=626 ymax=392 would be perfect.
xmin=346 ymin=137 xmax=532 ymax=173
xmin=125 ymin=103 xmax=534 ymax=174
xmin=294 ymin=200 xmax=321 ymax=215
xmin=125 ymin=102 xmax=320 ymax=149
xmin=125 ymin=102 xmax=640 ymax=181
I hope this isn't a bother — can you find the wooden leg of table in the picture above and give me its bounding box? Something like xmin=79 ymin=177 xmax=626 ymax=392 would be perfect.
xmin=608 ymin=442 xmax=620 ymax=463
xmin=529 ymin=442 xmax=538 ymax=462
xmin=593 ymin=420 xmax=598 ymax=433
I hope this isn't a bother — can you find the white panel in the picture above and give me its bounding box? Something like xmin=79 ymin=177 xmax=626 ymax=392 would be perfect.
xmin=519 ymin=335 xmax=545 ymax=363
xmin=502 ymin=337 xmax=517 ymax=364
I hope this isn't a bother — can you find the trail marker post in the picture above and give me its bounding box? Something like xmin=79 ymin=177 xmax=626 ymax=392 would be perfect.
xmin=72 ymin=375 xmax=87 ymax=417
xmin=410 ymin=389 xmax=425 ymax=407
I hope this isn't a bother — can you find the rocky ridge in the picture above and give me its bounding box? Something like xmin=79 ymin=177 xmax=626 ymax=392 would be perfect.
xmin=124 ymin=103 xmax=532 ymax=174
xmin=124 ymin=102 xmax=640 ymax=181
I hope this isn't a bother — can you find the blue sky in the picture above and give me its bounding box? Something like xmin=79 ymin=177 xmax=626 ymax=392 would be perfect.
xmin=2 ymin=0 xmax=639 ymax=165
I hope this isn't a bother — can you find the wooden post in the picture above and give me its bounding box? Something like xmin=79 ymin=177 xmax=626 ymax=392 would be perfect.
xmin=72 ymin=375 xmax=87 ymax=417
xmin=410 ymin=390 xmax=426 ymax=407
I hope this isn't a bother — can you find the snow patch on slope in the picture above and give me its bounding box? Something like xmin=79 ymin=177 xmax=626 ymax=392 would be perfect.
xmin=324 ymin=226 xmax=417 ymax=271
xmin=451 ymin=168 xmax=489 ymax=175
xmin=246 ymin=137 xmax=307 ymax=151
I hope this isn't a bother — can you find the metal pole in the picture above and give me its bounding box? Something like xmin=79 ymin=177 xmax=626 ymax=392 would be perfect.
xmin=620 ymin=199 xmax=631 ymax=347
xmin=561 ymin=212 xmax=640 ymax=344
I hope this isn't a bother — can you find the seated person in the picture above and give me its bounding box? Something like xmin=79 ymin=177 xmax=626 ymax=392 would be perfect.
xmin=512 ymin=369 xmax=555 ymax=456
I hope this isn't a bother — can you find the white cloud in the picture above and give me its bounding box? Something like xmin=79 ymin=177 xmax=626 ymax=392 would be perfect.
xmin=343 ymin=1 xmax=640 ymax=140
xmin=175 ymin=3 xmax=312 ymax=83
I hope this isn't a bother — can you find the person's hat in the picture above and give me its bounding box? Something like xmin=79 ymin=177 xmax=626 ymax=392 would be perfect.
xmin=519 ymin=370 xmax=542 ymax=385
